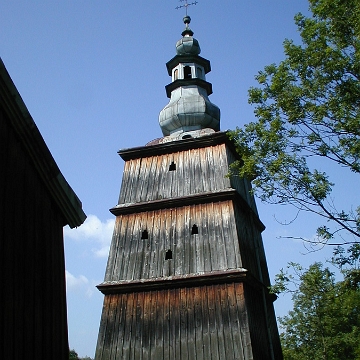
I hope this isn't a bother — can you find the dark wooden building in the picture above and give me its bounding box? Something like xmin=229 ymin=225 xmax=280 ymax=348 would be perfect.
xmin=0 ymin=58 xmax=86 ymax=359
xmin=95 ymin=17 xmax=282 ymax=360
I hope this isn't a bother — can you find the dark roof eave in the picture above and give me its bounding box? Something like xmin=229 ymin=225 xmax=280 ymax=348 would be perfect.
xmin=0 ymin=58 xmax=86 ymax=228
xmin=165 ymin=78 xmax=213 ymax=98
xmin=166 ymin=54 xmax=211 ymax=75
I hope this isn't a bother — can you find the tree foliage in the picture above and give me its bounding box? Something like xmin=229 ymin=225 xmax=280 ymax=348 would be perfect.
xmin=273 ymin=247 xmax=360 ymax=359
xmin=69 ymin=349 xmax=93 ymax=360
xmin=69 ymin=349 xmax=80 ymax=360
xmin=228 ymin=0 xmax=360 ymax=244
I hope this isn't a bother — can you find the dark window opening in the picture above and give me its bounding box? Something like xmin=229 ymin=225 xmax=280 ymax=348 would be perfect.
xmin=184 ymin=66 xmax=192 ymax=79
xmin=165 ymin=249 xmax=173 ymax=260
xmin=169 ymin=161 xmax=176 ymax=171
xmin=141 ymin=230 xmax=148 ymax=239
xmin=174 ymin=69 xmax=178 ymax=80
xmin=191 ymin=224 xmax=198 ymax=235
xmin=182 ymin=134 xmax=192 ymax=139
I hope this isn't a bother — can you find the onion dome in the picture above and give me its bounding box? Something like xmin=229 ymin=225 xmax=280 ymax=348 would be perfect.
xmin=176 ymin=16 xmax=201 ymax=56
xmin=158 ymin=16 xmax=220 ymax=139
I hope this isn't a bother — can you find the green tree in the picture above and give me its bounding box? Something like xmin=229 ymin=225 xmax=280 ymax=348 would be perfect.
xmin=229 ymin=0 xmax=360 ymax=244
xmin=69 ymin=349 xmax=80 ymax=360
xmin=273 ymin=256 xmax=360 ymax=359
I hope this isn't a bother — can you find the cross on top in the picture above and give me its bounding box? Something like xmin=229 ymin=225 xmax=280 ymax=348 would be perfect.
xmin=175 ymin=0 xmax=198 ymax=16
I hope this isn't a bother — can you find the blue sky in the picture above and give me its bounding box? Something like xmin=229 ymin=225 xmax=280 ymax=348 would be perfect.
xmin=2 ymin=1 xmax=357 ymax=357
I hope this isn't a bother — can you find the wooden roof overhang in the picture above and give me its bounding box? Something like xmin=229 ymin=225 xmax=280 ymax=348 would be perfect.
xmin=110 ymin=188 xmax=265 ymax=232
xmin=118 ymin=131 xmax=238 ymax=161
xmin=97 ymin=268 xmax=276 ymax=301
xmin=0 ymin=58 xmax=86 ymax=228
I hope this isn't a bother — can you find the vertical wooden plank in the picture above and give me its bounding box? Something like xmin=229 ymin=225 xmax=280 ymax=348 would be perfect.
xmin=189 ymin=148 xmax=196 ymax=195
xmin=162 ymin=207 xmax=172 ymax=277
xmin=163 ymin=288 xmax=171 ymax=358
xmin=228 ymin=201 xmax=243 ymax=268
xmin=176 ymin=149 xmax=184 ymax=198
xmin=174 ymin=207 xmax=183 ymax=276
xmin=133 ymin=292 xmax=143 ymax=360
xmin=208 ymin=202 xmax=219 ymax=271
xmin=140 ymin=211 xmax=152 ymax=279
xmin=154 ymin=290 xmax=164 ymax=359
xmin=214 ymin=286 xmax=226 ymax=360
xmin=123 ymin=158 xmax=140 ymax=204
xmin=123 ymin=214 xmax=137 ymax=280
xmin=161 ymin=153 xmax=171 ymax=200
xmin=221 ymin=201 xmax=238 ymax=269
xmin=201 ymin=203 xmax=212 ymax=273
xmin=173 ymin=288 xmax=182 ymax=359
xmin=205 ymin=146 xmax=216 ymax=191
xmin=104 ymin=217 xmax=121 ymax=281
xmin=189 ymin=204 xmax=197 ymax=274
xmin=220 ymin=283 xmax=236 ymax=360
xmin=139 ymin=156 xmax=153 ymax=203
xmin=118 ymin=161 xmax=130 ymax=204
xmin=151 ymin=210 xmax=163 ymax=279
xmin=114 ymin=294 xmax=128 ymax=360
xmin=183 ymin=205 xmax=191 ymax=276
xmin=113 ymin=215 xmax=131 ymax=281
xmin=128 ymin=292 xmax=138 ymax=360
xmin=127 ymin=214 xmax=142 ymax=280
xmin=179 ymin=287 xmax=189 ymax=360
xmin=195 ymin=203 xmax=205 ymax=274
xmin=235 ymin=283 xmax=253 ymax=360
xmin=184 ymin=147 xmax=190 ymax=198
xmin=193 ymin=286 xmax=204 ymax=359
xmin=193 ymin=147 xmax=203 ymax=194
xmin=149 ymin=291 xmax=157 ymax=360
xmin=187 ymin=287 xmax=197 ymax=360
xmin=141 ymin=291 xmax=152 ymax=360
xmin=121 ymin=293 xmax=134 ymax=359
xmin=200 ymin=286 xmax=212 ymax=360
xmin=207 ymin=285 xmax=220 ymax=360
xmin=226 ymin=283 xmax=244 ymax=360
xmin=134 ymin=157 xmax=146 ymax=204
xmin=134 ymin=213 xmax=147 ymax=280
xmin=103 ymin=295 xmax=117 ymax=360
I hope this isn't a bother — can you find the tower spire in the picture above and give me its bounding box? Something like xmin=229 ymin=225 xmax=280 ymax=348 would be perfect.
xmin=158 ymin=13 xmax=220 ymax=140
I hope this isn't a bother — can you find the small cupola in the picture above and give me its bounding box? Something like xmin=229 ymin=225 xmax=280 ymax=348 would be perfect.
xmin=175 ymin=16 xmax=201 ymax=56
xmin=158 ymin=16 xmax=220 ymax=139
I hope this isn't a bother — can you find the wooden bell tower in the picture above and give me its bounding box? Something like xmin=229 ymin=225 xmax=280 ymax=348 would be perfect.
xmin=95 ymin=15 xmax=282 ymax=360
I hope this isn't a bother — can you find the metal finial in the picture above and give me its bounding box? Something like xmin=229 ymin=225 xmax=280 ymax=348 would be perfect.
xmin=175 ymin=0 xmax=198 ymax=16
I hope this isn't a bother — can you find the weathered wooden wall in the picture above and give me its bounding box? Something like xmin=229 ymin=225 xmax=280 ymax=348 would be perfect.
xmin=0 ymin=107 xmax=69 ymax=359
xmin=96 ymin=133 xmax=282 ymax=359
xmin=96 ymin=282 xmax=255 ymax=360
xmin=105 ymin=201 xmax=242 ymax=281
xmin=0 ymin=60 xmax=87 ymax=359
xmin=118 ymin=143 xmax=256 ymax=212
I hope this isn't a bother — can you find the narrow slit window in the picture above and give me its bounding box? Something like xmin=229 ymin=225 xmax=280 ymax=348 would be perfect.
xmin=169 ymin=161 xmax=176 ymax=171
xmin=165 ymin=249 xmax=172 ymax=260
xmin=174 ymin=68 xmax=178 ymax=80
xmin=197 ymin=67 xmax=203 ymax=78
xmin=191 ymin=224 xmax=198 ymax=235
xmin=184 ymin=66 xmax=192 ymax=79
xmin=141 ymin=230 xmax=148 ymax=240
